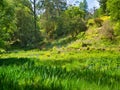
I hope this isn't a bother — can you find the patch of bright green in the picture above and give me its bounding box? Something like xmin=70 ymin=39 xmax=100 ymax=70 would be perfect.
xmin=0 ymin=50 xmax=120 ymax=90
xmin=100 ymin=16 xmax=110 ymax=21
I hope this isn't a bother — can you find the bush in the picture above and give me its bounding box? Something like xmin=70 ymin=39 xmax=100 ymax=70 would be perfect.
xmin=0 ymin=40 xmax=5 ymax=48
xmin=88 ymin=18 xmax=104 ymax=28
xmin=69 ymin=16 xmax=87 ymax=37
xmin=87 ymin=19 xmax=94 ymax=27
xmin=0 ymin=48 xmax=6 ymax=54
xmin=100 ymin=20 xmax=114 ymax=40
xmin=94 ymin=18 xmax=103 ymax=27
xmin=114 ymin=22 xmax=120 ymax=36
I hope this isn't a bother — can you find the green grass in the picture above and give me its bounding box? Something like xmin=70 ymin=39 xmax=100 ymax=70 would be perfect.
xmin=0 ymin=50 xmax=120 ymax=90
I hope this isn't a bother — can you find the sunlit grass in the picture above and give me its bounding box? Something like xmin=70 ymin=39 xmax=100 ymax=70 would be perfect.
xmin=0 ymin=50 xmax=120 ymax=90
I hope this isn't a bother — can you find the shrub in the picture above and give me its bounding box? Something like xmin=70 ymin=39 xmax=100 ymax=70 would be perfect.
xmin=0 ymin=48 xmax=6 ymax=54
xmin=87 ymin=19 xmax=95 ymax=27
xmin=100 ymin=20 xmax=114 ymax=40
xmin=100 ymin=16 xmax=110 ymax=21
xmin=94 ymin=18 xmax=103 ymax=27
xmin=0 ymin=40 xmax=5 ymax=48
xmin=114 ymin=22 xmax=120 ymax=36
xmin=68 ymin=16 xmax=87 ymax=37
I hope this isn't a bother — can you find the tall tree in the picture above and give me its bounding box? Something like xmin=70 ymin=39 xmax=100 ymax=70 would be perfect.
xmin=33 ymin=0 xmax=37 ymax=36
xmin=0 ymin=0 xmax=16 ymax=48
xmin=40 ymin=0 xmax=67 ymax=39
xmin=29 ymin=0 xmax=41 ymax=40
xmin=107 ymin=0 xmax=120 ymax=22
xmin=58 ymin=6 xmax=87 ymax=37
xmin=98 ymin=0 xmax=107 ymax=15
xmin=83 ymin=0 xmax=88 ymax=12
xmin=79 ymin=0 xmax=88 ymax=12
xmin=79 ymin=0 xmax=88 ymax=19
xmin=107 ymin=0 xmax=120 ymax=36
xmin=13 ymin=0 xmax=42 ymax=47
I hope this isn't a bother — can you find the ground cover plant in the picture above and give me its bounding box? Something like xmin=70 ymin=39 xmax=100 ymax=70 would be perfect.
xmin=0 ymin=50 xmax=120 ymax=90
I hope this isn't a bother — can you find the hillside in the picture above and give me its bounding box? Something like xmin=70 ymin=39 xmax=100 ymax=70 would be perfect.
xmin=46 ymin=16 xmax=119 ymax=53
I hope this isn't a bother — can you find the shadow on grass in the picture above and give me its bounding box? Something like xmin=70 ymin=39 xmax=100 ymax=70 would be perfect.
xmin=0 ymin=58 xmax=34 ymax=66
xmin=0 ymin=79 xmax=62 ymax=90
xmin=0 ymin=57 xmax=119 ymax=90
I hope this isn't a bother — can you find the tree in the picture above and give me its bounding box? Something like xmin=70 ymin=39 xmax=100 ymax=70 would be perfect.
xmin=107 ymin=0 xmax=120 ymax=36
xmin=12 ymin=0 xmax=42 ymax=47
xmin=33 ymin=0 xmax=36 ymax=32
xmin=93 ymin=8 xmax=101 ymax=18
xmin=83 ymin=0 xmax=88 ymax=12
xmin=0 ymin=0 xmax=16 ymax=48
xmin=60 ymin=6 xmax=87 ymax=37
xmin=107 ymin=0 xmax=120 ymax=22
xmin=53 ymin=0 xmax=67 ymax=16
xmin=40 ymin=0 xmax=67 ymax=39
xmin=29 ymin=0 xmax=40 ymax=39
xmin=79 ymin=0 xmax=88 ymax=19
xmin=98 ymin=0 xmax=108 ymax=15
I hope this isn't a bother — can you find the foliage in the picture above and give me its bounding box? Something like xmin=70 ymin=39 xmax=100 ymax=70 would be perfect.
xmin=94 ymin=18 xmax=103 ymax=27
xmin=97 ymin=0 xmax=108 ymax=15
xmin=100 ymin=20 xmax=114 ymax=40
xmin=107 ymin=0 xmax=120 ymax=40
xmin=0 ymin=50 xmax=120 ymax=90
xmin=0 ymin=48 xmax=6 ymax=54
xmin=114 ymin=22 xmax=120 ymax=36
xmin=0 ymin=0 xmax=43 ymax=48
xmin=0 ymin=0 xmax=16 ymax=48
xmin=1 ymin=0 xmax=119 ymax=49
xmin=40 ymin=0 xmax=67 ymax=40
xmin=40 ymin=6 xmax=86 ymax=39
xmin=12 ymin=0 xmax=42 ymax=48
xmin=87 ymin=19 xmax=94 ymax=27
xmin=94 ymin=8 xmax=102 ymax=18
xmin=61 ymin=6 xmax=87 ymax=37
xmin=79 ymin=0 xmax=88 ymax=19
xmin=107 ymin=0 xmax=120 ymax=22
xmin=87 ymin=18 xmax=103 ymax=27
xmin=100 ymin=16 xmax=110 ymax=21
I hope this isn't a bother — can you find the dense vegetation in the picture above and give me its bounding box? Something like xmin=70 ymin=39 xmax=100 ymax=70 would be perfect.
xmin=0 ymin=50 xmax=120 ymax=90
xmin=0 ymin=0 xmax=120 ymax=90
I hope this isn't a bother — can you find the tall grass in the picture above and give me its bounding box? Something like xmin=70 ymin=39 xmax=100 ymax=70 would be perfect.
xmin=0 ymin=50 xmax=120 ymax=90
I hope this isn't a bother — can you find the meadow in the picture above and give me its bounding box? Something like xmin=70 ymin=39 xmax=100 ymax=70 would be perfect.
xmin=0 ymin=49 xmax=120 ymax=90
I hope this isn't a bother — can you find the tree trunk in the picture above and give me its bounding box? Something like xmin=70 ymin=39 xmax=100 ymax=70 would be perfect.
xmin=33 ymin=0 xmax=37 ymax=39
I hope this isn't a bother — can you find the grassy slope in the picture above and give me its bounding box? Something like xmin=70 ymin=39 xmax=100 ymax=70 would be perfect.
xmin=52 ymin=16 xmax=120 ymax=51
